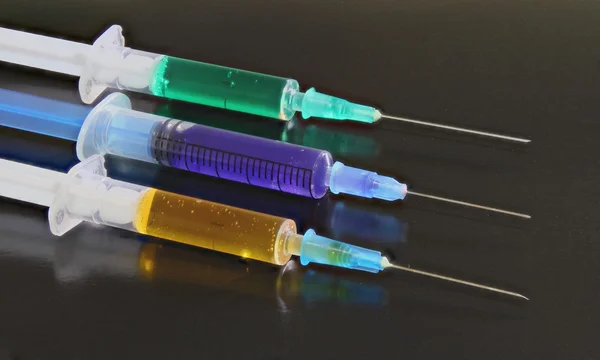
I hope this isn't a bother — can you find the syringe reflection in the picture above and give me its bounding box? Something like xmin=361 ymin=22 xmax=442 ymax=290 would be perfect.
xmin=154 ymin=101 xmax=381 ymax=160
xmin=0 ymin=204 xmax=388 ymax=307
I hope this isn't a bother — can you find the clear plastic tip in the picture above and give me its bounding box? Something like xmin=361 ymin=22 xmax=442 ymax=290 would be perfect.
xmin=293 ymin=88 xmax=380 ymax=123
xmin=328 ymin=162 xmax=407 ymax=201
xmin=298 ymin=229 xmax=383 ymax=273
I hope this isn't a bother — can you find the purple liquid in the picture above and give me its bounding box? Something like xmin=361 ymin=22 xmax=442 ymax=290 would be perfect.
xmin=151 ymin=120 xmax=333 ymax=198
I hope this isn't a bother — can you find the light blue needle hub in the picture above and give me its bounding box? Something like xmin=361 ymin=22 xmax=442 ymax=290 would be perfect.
xmin=299 ymin=229 xmax=384 ymax=273
xmin=291 ymin=88 xmax=381 ymax=123
xmin=328 ymin=161 xmax=408 ymax=201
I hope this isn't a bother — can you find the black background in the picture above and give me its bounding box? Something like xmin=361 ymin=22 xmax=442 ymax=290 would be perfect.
xmin=0 ymin=1 xmax=598 ymax=359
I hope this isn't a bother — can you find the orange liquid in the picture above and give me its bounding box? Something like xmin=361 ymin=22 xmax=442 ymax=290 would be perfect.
xmin=134 ymin=189 xmax=296 ymax=265
xmin=137 ymin=243 xmax=280 ymax=298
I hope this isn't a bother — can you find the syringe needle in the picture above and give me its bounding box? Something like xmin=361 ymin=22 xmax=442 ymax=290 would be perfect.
xmin=379 ymin=114 xmax=531 ymax=143
xmin=381 ymin=258 xmax=528 ymax=300
xmin=407 ymin=190 xmax=531 ymax=219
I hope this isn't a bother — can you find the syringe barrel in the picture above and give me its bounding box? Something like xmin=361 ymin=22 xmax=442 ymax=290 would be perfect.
xmin=152 ymin=120 xmax=333 ymax=198
xmin=78 ymin=94 xmax=334 ymax=199
xmin=51 ymin=156 xmax=298 ymax=266
xmin=149 ymin=56 xmax=300 ymax=120
xmin=133 ymin=189 xmax=297 ymax=265
xmin=80 ymin=26 xmax=300 ymax=120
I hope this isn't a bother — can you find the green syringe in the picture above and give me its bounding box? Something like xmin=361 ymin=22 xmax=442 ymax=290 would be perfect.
xmin=0 ymin=25 xmax=529 ymax=142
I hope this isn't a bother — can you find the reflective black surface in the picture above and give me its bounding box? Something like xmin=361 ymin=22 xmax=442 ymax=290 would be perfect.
xmin=1 ymin=1 xmax=598 ymax=358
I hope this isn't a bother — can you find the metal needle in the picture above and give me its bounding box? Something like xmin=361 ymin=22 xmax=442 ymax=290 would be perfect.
xmin=407 ymin=190 xmax=531 ymax=219
xmin=381 ymin=258 xmax=528 ymax=300
xmin=380 ymin=114 xmax=531 ymax=143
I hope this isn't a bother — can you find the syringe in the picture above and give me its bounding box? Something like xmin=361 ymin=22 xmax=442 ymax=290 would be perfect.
xmin=0 ymin=155 xmax=526 ymax=299
xmin=0 ymin=25 xmax=529 ymax=142
xmin=0 ymin=207 xmax=388 ymax=306
xmin=0 ymin=88 xmax=530 ymax=218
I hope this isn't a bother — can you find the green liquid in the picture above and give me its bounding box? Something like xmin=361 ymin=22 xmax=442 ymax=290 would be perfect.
xmin=154 ymin=102 xmax=284 ymax=139
xmin=150 ymin=56 xmax=294 ymax=119
xmin=282 ymin=124 xmax=379 ymax=158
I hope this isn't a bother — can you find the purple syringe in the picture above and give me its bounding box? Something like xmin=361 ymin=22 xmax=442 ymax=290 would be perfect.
xmin=0 ymin=89 xmax=529 ymax=218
